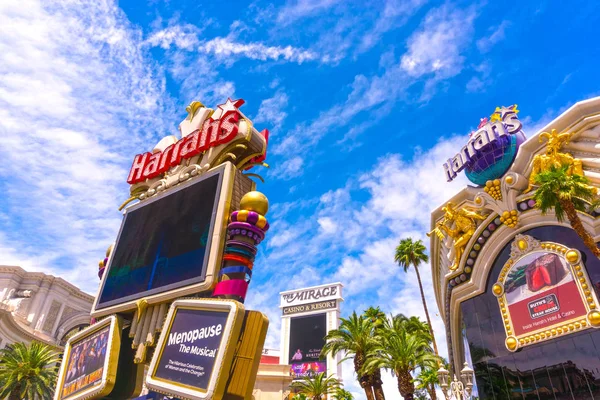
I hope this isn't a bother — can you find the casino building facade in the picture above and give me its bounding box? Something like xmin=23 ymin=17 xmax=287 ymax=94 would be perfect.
xmin=0 ymin=265 xmax=93 ymax=349
xmin=431 ymin=97 xmax=600 ymax=398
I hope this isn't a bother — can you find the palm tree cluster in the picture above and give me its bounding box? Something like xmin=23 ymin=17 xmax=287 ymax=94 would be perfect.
xmin=322 ymin=309 xmax=440 ymax=400
xmin=291 ymin=372 xmax=353 ymax=400
xmin=0 ymin=341 xmax=59 ymax=400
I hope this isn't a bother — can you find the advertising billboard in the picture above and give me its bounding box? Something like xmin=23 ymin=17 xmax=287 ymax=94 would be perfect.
xmin=288 ymin=313 xmax=327 ymax=379
xmin=55 ymin=316 xmax=121 ymax=400
xmin=493 ymin=235 xmax=600 ymax=352
xmin=147 ymin=299 xmax=245 ymax=400
xmin=93 ymin=164 xmax=234 ymax=316
xmin=503 ymin=251 xmax=587 ymax=336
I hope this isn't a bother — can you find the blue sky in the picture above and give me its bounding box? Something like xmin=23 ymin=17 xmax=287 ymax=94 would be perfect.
xmin=1 ymin=0 xmax=600 ymax=397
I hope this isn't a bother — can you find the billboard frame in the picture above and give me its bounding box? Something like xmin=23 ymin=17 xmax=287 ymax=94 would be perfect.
xmin=146 ymin=298 xmax=245 ymax=400
xmin=492 ymin=237 xmax=600 ymax=352
xmin=91 ymin=162 xmax=235 ymax=318
xmin=54 ymin=315 xmax=122 ymax=400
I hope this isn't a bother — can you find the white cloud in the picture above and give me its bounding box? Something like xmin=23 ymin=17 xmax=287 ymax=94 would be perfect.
xmin=254 ymin=90 xmax=289 ymax=130
xmin=272 ymin=3 xmax=477 ymax=176
xmin=199 ymin=37 xmax=319 ymax=64
xmin=477 ymin=20 xmax=510 ymax=53
xmin=146 ymin=24 xmax=200 ymax=50
xmin=270 ymin=156 xmax=304 ymax=180
xmin=357 ymin=0 xmax=428 ymax=54
xmin=0 ymin=0 xmax=171 ymax=292
xmin=276 ymin=0 xmax=342 ymax=26
xmin=317 ymin=217 xmax=337 ymax=234
xmin=400 ymin=4 xmax=476 ymax=79
xmin=466 ymin=76 xmax=484 ymax=92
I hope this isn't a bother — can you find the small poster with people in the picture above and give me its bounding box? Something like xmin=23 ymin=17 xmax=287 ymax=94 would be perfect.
xmin=55 ymin=316 xmax=120 ymax=400
xmin=60 ymin=326 xmax=110 ymax=398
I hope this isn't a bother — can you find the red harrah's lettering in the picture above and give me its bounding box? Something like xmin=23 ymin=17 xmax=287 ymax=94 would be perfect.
xmin=127 ymin=111 xmax=240 ymax=184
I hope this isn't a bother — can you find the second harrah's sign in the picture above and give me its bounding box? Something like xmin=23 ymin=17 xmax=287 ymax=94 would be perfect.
xmin=442 ymin=106 xmax=522 ymax=182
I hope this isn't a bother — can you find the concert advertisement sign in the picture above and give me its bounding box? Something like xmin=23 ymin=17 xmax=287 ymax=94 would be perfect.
xmin=55 ymin=316 xmax=121 ymax=400
xmin=289 ymin=313 xmax=327 ymax=379
xmin=503 ymin=251 xmax=587 ymax=336
xmin=147 ymin=299 xmax=244 ymax=400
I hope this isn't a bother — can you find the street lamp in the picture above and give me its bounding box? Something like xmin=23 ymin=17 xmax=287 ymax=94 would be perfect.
xmin=437 ymin=362 xmax=474 ymax=400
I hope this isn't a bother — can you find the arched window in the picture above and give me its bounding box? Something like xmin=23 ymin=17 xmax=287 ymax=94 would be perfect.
xmin=59 ymin=324 xmax=89 ymax=346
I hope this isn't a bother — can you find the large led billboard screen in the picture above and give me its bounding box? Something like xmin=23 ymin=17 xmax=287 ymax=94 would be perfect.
xmin=94 ymin=165 xmax=231 ymax=314
xmin=288 ymin=313 xmax=327 ymax=378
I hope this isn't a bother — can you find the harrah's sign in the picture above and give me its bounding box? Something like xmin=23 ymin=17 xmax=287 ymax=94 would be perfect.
xmin=127 ymin=104 xmax=242 ymax=185
xmin=443 ymin=106 xmax=522 ymax=182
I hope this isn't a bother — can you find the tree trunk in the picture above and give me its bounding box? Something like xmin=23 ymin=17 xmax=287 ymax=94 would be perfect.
xmin=397 ymin=371 xmax=415 ymax=400
xmin=8 ymin=390 xmax=20 ymax=400
xmin=362 ymin=384 xmax=376 ymax=400
xmin=371 ymin=368 xmax=386 ymax=400
xmin=414 ymin=265 xmax=439 ymax=356
xmin=559 ymin=199 xmax=600 ymax=257
xmin=354 ymin=353 xmax=375 ymax=400
xmin=427 ymin=384 xmax=437 ymax=400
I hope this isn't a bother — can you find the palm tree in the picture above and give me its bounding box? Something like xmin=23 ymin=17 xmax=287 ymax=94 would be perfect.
xmin=0 ymin=341 xmax=60 ymax=400
xmin=364 ymin=307 xmax=386 ymax=327
xmin=415 ymin=367 xmax=439 ymax=400
xmin=321 ymin=312 xmax=378 ymax=400
xmin=332 ymin=387 xmax=355 ymax=400
xmin=364 ymin=316 xmax=439 ymax=400
xmin=291 ymin=372 xmax=340 ymax=400
xmin=395 ymin=314 xmax=432 ymax=339
xmin=362 ymin=307 xmax=387 ymax=400
xmin=394 ymin=238 xmax=439 ymax=355
xmin=534 ymin=165 xmax=600 ymax=257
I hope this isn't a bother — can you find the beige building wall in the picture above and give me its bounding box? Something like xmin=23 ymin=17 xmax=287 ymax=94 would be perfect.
xmin=0 ymin=265 xmax=94 ymax=349
xmin=253 ymin=363 xmax=293 ymax=400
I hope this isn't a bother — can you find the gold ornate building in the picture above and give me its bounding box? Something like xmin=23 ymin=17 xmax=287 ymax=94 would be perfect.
xmin=431 ymin=97 xmax=600 ymax=398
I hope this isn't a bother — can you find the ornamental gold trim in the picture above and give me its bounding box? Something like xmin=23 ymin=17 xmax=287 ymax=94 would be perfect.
xmin=494 ymin=234 xmax=599 ymax=352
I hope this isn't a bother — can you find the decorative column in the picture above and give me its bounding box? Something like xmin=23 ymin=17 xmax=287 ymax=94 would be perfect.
xmin=212 ymin=191 xmax=269 ymax=303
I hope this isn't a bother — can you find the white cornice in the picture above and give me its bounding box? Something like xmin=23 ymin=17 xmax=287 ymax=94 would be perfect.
xmin=0 ymin=265 xmax=94 ymax=302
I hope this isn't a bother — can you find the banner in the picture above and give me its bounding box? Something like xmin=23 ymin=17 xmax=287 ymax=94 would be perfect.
xmin=61 ymin=325 xmax=109 ymax=398
xmin=289 ymin=313 xmax=327 ymax=379
xmin=504 ymin=252 xmax=587 ymax=336
xmin=493 ymin=235 xmax=599 ymax=352
xmin=54 ymin=315 xmax=121 ymax=400
xmin=154 ymin=308 xmax=228 ymax=389
xmin=146 ymin=299 xmax=245 ymax=400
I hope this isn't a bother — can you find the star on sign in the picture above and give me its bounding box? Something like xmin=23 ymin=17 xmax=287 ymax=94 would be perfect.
xmin=490 ymin=107 xmax=502 ymax=123
xmin=213 ymin=98 xmax=245 ymax=120
xmin=498 ymin=104 xmax=519 ymax=120
xmin=478 ymin=117 xmax=489 ymax=129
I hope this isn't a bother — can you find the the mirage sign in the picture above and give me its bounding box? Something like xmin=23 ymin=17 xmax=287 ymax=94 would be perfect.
xmin=146 ymin=299 xmax=244 ymax=400
xmin=280 ymin=283 xmax=343 ymax=307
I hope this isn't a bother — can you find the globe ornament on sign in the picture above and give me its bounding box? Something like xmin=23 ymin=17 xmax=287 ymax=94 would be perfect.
xmin=465 ymin=132 xmax=526 ymax=186
xmin=443 ymin=104 xmax=526 ymax=186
